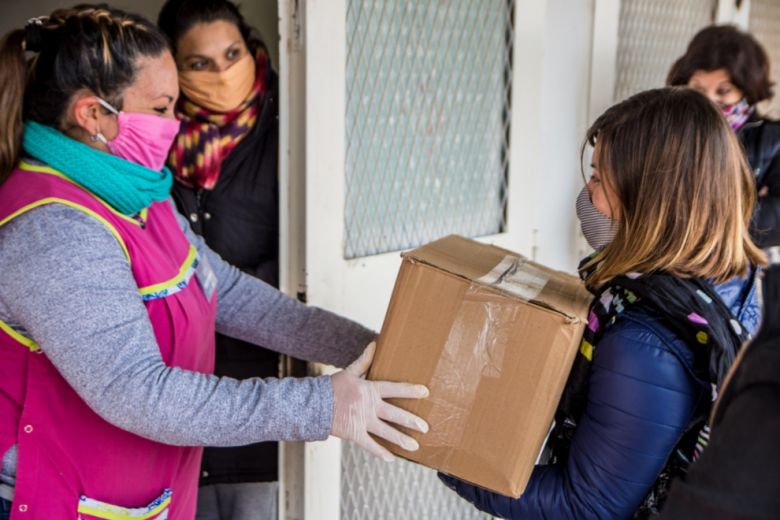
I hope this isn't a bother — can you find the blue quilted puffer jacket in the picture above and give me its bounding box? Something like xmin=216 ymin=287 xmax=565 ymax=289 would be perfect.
xmin=440 ymin=272 xmax=761 ymax=519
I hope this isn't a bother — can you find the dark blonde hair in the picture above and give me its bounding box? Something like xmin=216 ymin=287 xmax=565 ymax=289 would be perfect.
xmin=0 ymin=4 xmax=169 ymax=184
xmin=582 ymin=87 xmax=766 ymax=288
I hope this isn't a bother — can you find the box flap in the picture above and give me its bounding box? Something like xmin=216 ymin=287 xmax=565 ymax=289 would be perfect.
xmin=403 ymin=235 xmax=592 ymax=321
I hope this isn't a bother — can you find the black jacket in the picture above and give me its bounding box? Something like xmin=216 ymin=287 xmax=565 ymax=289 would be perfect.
xmin=171 ymin=69 xmax=280 ymax=485
xmin=660 ymin=265 xmax=780 ymax=519
xmin=739 ymin=118 xmax=780 ymax=248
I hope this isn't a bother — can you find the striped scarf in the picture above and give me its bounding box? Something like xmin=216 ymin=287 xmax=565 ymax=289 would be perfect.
xmin=168 ymin=50 xmax=269 ymax=190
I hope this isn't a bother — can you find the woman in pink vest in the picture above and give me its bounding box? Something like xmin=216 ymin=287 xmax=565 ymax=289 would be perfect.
xmin=0 ymin=5 xmax=428 ymax=519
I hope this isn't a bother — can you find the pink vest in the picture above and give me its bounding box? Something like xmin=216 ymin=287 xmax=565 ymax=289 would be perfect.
xmin=0 ymin=162 xmax=217 ymax=519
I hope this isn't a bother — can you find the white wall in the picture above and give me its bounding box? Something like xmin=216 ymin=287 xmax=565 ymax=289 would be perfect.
xmin=534 ymin=0 xmax=596 ymax=272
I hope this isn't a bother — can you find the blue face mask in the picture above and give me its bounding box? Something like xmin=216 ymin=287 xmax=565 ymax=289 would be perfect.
xmin=576 ymin=186 xmax=618 ymax=251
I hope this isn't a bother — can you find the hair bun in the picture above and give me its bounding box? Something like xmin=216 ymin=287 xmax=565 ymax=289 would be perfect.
xmin=24 ymin=16 xmax=48 ymax=53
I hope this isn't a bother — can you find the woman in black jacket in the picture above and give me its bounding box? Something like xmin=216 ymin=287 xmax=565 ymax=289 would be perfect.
xmin=668 ymin=25 xmax=780 ymax=251
xmin=157 ymin=1 xmax=281 ymax=518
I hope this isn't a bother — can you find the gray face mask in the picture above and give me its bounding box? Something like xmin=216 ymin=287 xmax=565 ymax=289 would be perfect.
xmin=576 ymin=186 xmax=618 ymax=251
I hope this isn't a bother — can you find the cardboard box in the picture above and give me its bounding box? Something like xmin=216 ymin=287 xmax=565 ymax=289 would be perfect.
xmin=368 ymin=235 xmax=592 ymax=497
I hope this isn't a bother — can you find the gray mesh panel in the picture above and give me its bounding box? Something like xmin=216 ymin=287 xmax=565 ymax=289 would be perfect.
xmin=341 ymin=442 xmax=492 ymax=520
xmin=344 ymin=0 xmax=514 ymax=259
xmin=614 ymin=0 xmax=716 ymax=102
xmin=342 ymin=2 xmax=512 ymax=515
xmin=750 ymin=0 xmax=780 ymax=118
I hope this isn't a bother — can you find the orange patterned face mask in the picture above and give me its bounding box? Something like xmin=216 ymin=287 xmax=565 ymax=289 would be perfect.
xmin=178 ymin=53 xmax=256 ymax=112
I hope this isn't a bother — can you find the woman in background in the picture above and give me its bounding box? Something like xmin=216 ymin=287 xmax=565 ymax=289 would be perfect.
xmin=668 ymin=25 xmax=780 ymax=252
xmin=157 ymin=1 xmax=282 ymax=517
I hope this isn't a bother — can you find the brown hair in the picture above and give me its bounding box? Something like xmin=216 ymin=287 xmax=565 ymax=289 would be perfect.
xmin=0 ymin=4 xmax=169 ymax=185
xmin=157 ymin=0 xmax=266 ymax=56
xmin=667 ymin=25 xmax=773 ymax=105
xmin=581 ymin=87 xmax=766 ymax=289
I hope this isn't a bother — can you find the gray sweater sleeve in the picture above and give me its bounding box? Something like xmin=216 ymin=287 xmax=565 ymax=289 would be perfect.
xmin=171 ymin=209 xmax=375 ymax=367
xmin=0 ymin=203 xmax=367 ymax=447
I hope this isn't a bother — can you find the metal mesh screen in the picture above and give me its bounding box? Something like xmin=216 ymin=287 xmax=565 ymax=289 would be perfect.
xmin=614 ymin=0 xmax=716 ymax=102
xmin=341 ymin=443 xmax=492 ymax=520
xmin=344 ymin=0 xmax=514 ymax=259
xmin=750 ymin=0 xmax=780 ymax=118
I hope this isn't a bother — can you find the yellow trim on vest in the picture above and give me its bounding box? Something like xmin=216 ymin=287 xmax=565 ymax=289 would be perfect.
xmin=76 ymin=495 xmax=171 ymax=520
xmin=19 ymin=161 xmax=149 ymax=227
xmin=17 ymin=160 xmax=60 ymax=176
xmin=0 ymin=319 xmax=39 ymax=352
xmin=138 ymin=245 xmax=198 ymax=297
xmin=0 ymin=197 xmax=131 ymax=262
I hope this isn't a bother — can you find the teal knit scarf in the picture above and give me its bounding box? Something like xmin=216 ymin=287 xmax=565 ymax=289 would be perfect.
xmin=22 ymin=121 xmax=173 ymax=215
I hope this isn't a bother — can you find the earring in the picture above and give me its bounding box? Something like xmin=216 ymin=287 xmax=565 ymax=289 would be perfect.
xmin=91 ymin=131 xmax=108 ymax=145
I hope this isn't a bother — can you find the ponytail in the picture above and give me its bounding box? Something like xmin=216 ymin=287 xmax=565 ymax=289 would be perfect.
xmin=0 ymin=29 xmax=27 ymax=184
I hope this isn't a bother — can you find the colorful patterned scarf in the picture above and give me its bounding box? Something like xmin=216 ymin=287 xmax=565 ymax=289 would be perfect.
xmin=168 ymin=50 xmax=269 ymax=190
xmin=551 ymin=260 xmax=752 ymax=517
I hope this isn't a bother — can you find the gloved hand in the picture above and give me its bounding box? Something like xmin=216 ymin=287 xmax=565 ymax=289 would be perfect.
xmin=331 ymin=342 xmax=429 ymax=461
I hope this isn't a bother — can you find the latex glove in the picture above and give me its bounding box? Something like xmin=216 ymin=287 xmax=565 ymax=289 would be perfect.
xmin=331 ymin=341 xmax=429 ymax=461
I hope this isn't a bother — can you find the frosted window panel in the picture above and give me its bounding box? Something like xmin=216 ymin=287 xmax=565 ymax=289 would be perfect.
xmin=345 ymin=0 xmax=514 ymax=258
xmin=615 ymin=0 xmax=716 ymax=102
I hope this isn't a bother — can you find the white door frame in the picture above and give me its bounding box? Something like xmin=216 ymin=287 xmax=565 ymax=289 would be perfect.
xmin=277 ymin=0 xmax=308 ymax=518
xmin=277 ymin=1 xmax=548 ymax=518
xmin=275 ymin=0 xmax=663 ymax=517
xmin=300 ymin=1 xmax=549 ymax=328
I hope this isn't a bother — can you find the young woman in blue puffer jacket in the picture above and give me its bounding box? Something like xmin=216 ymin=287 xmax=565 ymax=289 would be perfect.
xmin=440 ymin=87 xmax=766 ymax=519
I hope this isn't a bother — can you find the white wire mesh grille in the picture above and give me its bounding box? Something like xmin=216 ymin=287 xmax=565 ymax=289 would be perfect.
xmin=614 ymin=0 xmax=717 ymax=102
xmin=341 ymin=442 xmax=493 ymax=520
xmin=749 ymin=0 xmax=780 ymax=118
xmin=344 ymin=0 xmax=514 ymax=259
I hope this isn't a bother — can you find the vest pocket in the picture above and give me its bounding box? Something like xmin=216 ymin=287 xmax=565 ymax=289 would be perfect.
xmin=77 ymin=488 xmax=171 ymax=519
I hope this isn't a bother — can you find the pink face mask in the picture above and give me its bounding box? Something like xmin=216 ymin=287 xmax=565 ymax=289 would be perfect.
xmin=95 ymin=98 xmax=181 ymax=171
xmin=720 ymin=97 xmax=754 ymax=131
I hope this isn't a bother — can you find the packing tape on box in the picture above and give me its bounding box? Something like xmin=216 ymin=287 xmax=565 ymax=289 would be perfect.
xmin=476 ymin=255 xmax=550 ymax=301
xmin=424 ymin=284 xmax=516 ymax=469
xmin=423 ymin=256 xmax=551 ymax=469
